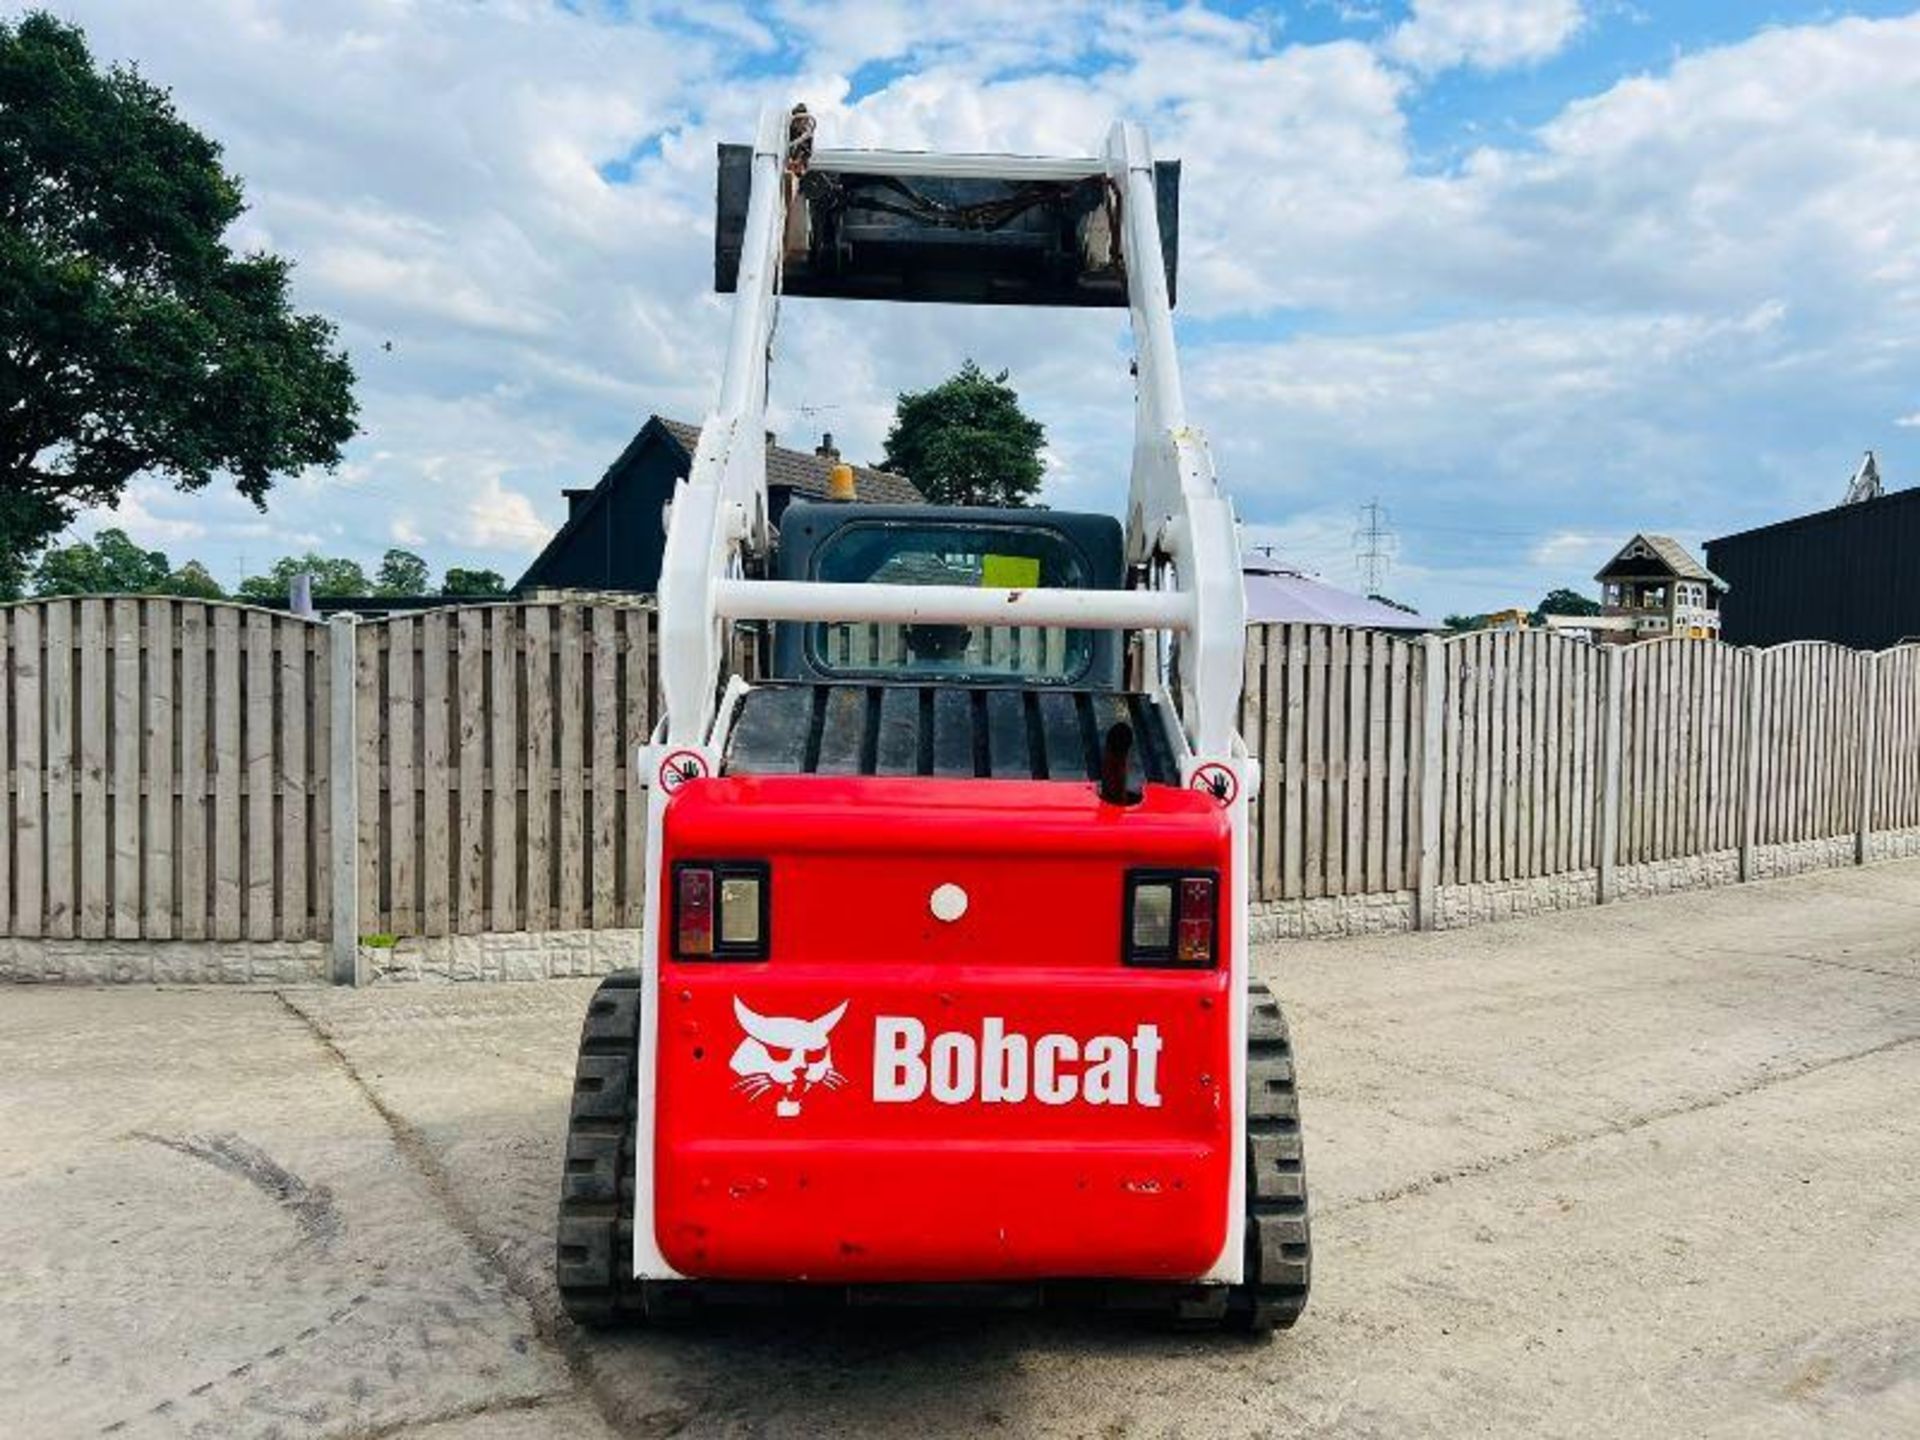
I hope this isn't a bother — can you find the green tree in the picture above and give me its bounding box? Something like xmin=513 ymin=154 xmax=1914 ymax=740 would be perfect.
xmin=442 ymin=566 xmax=507 ymax=596
xmin=32 ymin=528 xmax=168 ymax=594
xmin=0 ymin=493 xmax=63 ymax=599
xmin=164 ymin=559 xmax=225 ymax=599
xmin=374 ymin=548 xmax=430 ymax=597
xmin=29 ymin=526 xmax=226 ymax=597
xmin=1530 ymin=587 xmax=1602 ymax=627
xmin=0 ymin=14 xmax=356 ymax=588
xmin=237 ymin=553 xmax=368 ymax=603
xmin=880 ymin=360 xmax=1045 ymax=508
xmin=1443 ymin=613 xmax=1486 ymax=633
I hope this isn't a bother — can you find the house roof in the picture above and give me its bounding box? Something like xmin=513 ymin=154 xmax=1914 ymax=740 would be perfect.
xmin=1596 ymin=533 xmax=1726 ymax=589
xmin=656 ymin=418 xmax=924 ymax=506
xmin=1241 ymin=557 xmax=1436 ymax=631
xmin=515 ymin=415 xmax=924 ymax=593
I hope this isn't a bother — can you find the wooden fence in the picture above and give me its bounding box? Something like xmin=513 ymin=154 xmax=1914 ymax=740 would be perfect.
xmin=0 ymin=598 xmax=331 ymax=944
xmin=352 ymin=603 xmax=656 ymax=939
xmin=1234 ymin=627 xmax=1920 ymax=911
xmin=2 ymin=597 xmax=1917 ymax=976
xmin=1238 ymin=625 xmax=1423 ymax=900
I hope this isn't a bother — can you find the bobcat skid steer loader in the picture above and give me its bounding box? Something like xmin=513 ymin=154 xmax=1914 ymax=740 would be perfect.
xmin=554 ymin=106 xmax=1310 ymax=1332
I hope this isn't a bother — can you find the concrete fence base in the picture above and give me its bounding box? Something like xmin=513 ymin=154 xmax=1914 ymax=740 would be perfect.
xmin=0 ymin=938 xmax=328 ymax=986
xmin=7 ymin=832 xmax=1917 ymax=983
xmin=1250 ymin=827 xmax=1920 ymax=944
xmin=360 ymin=929 xmax=639 ymax=984
xmin=0 ymin=929 xmax=639 ymax=985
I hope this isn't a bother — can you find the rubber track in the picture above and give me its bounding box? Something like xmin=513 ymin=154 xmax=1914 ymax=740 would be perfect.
xmin=554 ymin=971 xmax=649 ymax=1323
xmin=1228 ymin=980 xmax=1313 ymax=1331
xmin=553 ymin=973 xmax=1312 ymax=1330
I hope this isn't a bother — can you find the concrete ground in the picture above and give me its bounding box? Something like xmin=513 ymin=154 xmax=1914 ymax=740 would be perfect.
xmin=2 ymin=862 xmax=1917 ymax=1439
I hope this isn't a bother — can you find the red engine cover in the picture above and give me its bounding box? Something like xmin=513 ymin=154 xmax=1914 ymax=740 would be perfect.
xmin=653 ymin=775 xmax=1235 ymax=1283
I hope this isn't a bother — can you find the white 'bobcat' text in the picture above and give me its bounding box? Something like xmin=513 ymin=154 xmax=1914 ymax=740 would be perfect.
xmin=873 ymin=1017 xmax=1163 ymax=1107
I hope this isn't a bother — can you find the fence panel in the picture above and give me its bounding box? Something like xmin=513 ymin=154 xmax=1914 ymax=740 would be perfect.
xmin=1243 ymin=623 xmax=1421 ymax=901
xmin=1749 ymin=643 xmax=1869 ymax=846
xmin=1436 ymin=631 xmax=1603 ymax=886
xmin=1873 ymin=647 xmax=1920 ymax=831
xmin=0 ymin=598 xmax=327 ymax=942
xmin=1617 ymin=639 xmax=1752 ymax=865
xmin=354 ymin=601 xmax=652 ymax=938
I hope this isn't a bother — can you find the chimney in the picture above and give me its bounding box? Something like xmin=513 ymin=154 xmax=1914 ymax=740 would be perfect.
xmin=764 ymin=429 xmax=777 ymax=448
xmin=814 ymin=431 xmax=839 ymax=461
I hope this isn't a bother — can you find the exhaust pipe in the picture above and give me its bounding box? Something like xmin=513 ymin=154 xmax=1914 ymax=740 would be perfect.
xmin=1098 ymin=722 xmax=1142 ymax=807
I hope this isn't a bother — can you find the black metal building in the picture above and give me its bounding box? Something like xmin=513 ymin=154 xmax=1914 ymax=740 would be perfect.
xmin=1704 ymin=486 xmax=1920 ymax=649
xmin=514 ymin=416 xmax=921 ymax=595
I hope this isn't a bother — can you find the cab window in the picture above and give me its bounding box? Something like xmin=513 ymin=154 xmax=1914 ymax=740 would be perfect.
xmin=806 ymin=522 xmax=1095 ymax=684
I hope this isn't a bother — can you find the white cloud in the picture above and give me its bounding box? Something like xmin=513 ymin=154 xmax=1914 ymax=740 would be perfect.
xmin=1386 ymin=0 xmax=1586 ymax=74
xmin=42 ymin=3 xmax=1920 ymax=619
xmin=457 ymin=475 xmax=553 ymax=552
xmin=82 ymin=481 xmax=210 ymax=546
xmin=1530 ymin=530 xmax=1608 ymax=568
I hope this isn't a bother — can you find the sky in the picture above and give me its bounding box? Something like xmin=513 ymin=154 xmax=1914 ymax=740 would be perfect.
xmin=26 ymin=0 xmax=1920 ymax=616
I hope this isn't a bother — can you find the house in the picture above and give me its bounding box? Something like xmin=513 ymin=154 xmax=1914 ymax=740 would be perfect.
xmin=1590 ymin=534 xmax=1726 ymax=645
xmin=1705 ymin=481 xmax=1920 ymax=649
xmin=1241 ymin=554 xmax=1435 ymax=631
xmin=515 ymin=416 xmax=923 ymax=595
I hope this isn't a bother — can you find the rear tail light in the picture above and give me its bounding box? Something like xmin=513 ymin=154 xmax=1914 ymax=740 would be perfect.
xmin=1124 ymin=870 xmax=1218 ymax=968
xmin=672 ymin=861 xmax=769 ymax=960
xmin=676 ymin=866 xmax=714 ymax=955
xmin=1176 ymin=877 xmax=1214 ymax=964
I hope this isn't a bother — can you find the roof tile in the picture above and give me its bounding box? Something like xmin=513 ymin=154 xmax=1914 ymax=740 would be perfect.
xmin=658 ymin=417 xmax=923 ymax=506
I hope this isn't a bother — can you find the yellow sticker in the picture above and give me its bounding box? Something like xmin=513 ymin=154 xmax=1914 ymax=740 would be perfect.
xmin=980 ymin=554 xmax=1041 ymax=589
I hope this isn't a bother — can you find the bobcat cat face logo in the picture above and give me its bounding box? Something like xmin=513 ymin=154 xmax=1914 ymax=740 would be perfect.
xmin=729 ymin=998 xmax=850 ymax=1117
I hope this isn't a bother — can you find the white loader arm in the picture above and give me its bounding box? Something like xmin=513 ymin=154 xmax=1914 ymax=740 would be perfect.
xmin=656 ymin=108 xmax=1246 ymax=763
xmin=1108 ymin=121 xmax=1246 ymax=759
xmin=656 ymin=106 xmax=786 ymax=745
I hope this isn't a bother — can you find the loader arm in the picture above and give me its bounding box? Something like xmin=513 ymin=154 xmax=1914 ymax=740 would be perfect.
xmin=656 ymin=107 xmax=1246 ymax=761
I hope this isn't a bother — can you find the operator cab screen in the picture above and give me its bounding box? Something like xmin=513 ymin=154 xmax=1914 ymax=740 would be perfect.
xmin=805 ymin=521 xmax=1095 ymax=684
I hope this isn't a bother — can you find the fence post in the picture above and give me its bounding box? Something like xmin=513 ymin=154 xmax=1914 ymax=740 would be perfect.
xmin=328 ymin=614 xmax=361 ymax=985
xmin=1416 ymin=634 xmax=1444 ymax=929
xmin=1739 ymin=651 xmax=1763 ymax=882
xmin=1856 ymin=652 xmax=1879 ymax=866
xmin=1596 ymin=646 xmax=1623 ymax=904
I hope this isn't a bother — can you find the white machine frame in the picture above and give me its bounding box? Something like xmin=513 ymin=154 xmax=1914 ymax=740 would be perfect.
xmin=633 ymin=107 xmax=1254 ymax=1286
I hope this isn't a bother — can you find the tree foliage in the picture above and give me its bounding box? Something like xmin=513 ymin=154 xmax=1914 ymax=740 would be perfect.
xmin=374 ymin=548 xmax=430 ymax=597
xmin=30 ymin=527 xmax=225 ymax=597
xmin=236 ymin=553 xmax=369 ymax=603
xmin=442 ymin=567 xmax=507 ymax=596
xmin=880 ymin=360 xmax=1045 ymax=508
xmin=232 ymin=550 xmax=507 ymax=604
xmin=165 ymin=559 xmax=225 ymax=599
xmin=0 ymin=13 xmax=357 ymax=583
xmin=1530 ymin=587 xmax=1602 ymax=626
xmin=0 ymin=492 xmax=65 ymax=599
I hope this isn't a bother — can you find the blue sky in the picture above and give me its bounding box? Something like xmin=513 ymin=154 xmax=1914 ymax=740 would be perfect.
xmin=31 ymin=0 xmax=1920 ymax=616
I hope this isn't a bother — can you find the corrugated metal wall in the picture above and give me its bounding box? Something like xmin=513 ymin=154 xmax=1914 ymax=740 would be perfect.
xmin=1707 ymin=488 xmax=1920 ymax=649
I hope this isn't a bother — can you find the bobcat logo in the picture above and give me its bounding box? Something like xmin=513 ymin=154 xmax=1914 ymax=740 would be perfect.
xmin=729 ymin=998 xmax=850 ymax=1118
